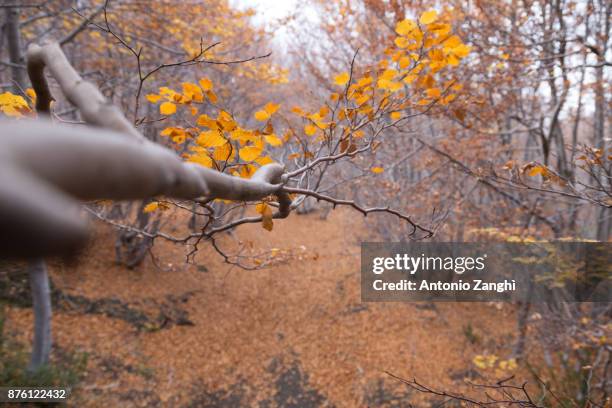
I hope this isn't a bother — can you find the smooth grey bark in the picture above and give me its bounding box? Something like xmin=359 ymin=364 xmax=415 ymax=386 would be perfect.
xmin=594 ymin=65 xmax=611 ymax=241
xmin=27 ymin=42 xmax=143 ymax=137
xmin=4 ymin=5 xmax=26 ymax=93
xmin=27 ymin=259 xmax=52 ymax=371
xmin=593 ymin=0 xmax=611 ymax=241
xmin=0 ymin=120 xmax=287 ymax=257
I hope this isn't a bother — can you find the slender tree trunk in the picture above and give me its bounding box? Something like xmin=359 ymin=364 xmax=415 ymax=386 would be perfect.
xmin=6 ymin=11 xmax=55 ymax=373
xmin=594 ymin=59 xmax=610 ymax=242
xmin=513 ymin=282 xmax=534 ymax=360
xmin=27 ymin=259 xmax=52 ymax=371
xmin=4 ymin=6 xmax=26 ymax=93
xmin=116 ymin=199 xmax=160 ymax=268
xmin=594 ymin=0 xmax=610 ymax=241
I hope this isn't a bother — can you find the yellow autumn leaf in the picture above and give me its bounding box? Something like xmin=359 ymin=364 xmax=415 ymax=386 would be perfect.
xmin=507 ymin=358 xmax=518 ymax=370
xmin=355 ymin=94 xmax=370 ymax=105
xmin=188 ymin=153 xmax=213 ymax=168
xmin=212 ymin=143 xmax=234 ymax=161
xmin=206 ymin=90 xmax=218 ymax=103
xmin=447 ymin=54 xmax=460 ymax=66
xmin=304 ymin=124 xmax=317 ymax=136
xmin=319 ymin=105 xmax=329 ymax=118
xmin=403 ymin=74 xmax=417 ymax=84
xmin=0 ymin=92 xmax=26 ymax=106
xmin=265 ymin=134 xmax=282 ymax=146
xmin=172 ymin=134 xmax=186 ymax=144
xmin=389 ymin=81 xmax=403 ymax=92
xmin=143 ymin=202 xmax=159 ymax=213
xmin=199 ymin=78 xmax=213 ymax=91
xmin=452 ymin=43 xmax=471 ymax=58
xmin=25 ymin=88 xmax=36 ymax=103
xmin=429 ymin=49 xmax=445 ymax=63
xmin=419 ymin=10 xmax=438 ymax=25
xmin=426 ymin=88 xmax=441 ymax=98
xmin=442 ymin=94 xmax=457 ymax=104
xmin=158 ymin=86 xmax=171 ymax=95
xmin=421 ymin=74 xmax=435 ymax=88
xmin=0 ymin=92 xmax=30 ymax=117
xmin=527 ymin=166 xmax=544 ymax=177
xmin=381 ymin=68 xmax=398 ymax=80
xmin=254 ymin=110 xmax=271 ymax=121
xmin=473 ymin=355 xmax=487 ymax=369
xmin=161 ymin=127 xmax=183 ymax=137
xmin=256 ymin=203 xmax=274 ymax=231
xmin=334 ymin=72 xmax=350 ymax=86
xmin=399 ymin=56 xmax=411 ymax=69
xmin=160 ymin=101 xmax=176 ymax=115
xmin=395 ymin=19 xmax=416 ymax=36
xmin=256 ymin=156 xmax=274 ymax=166
xmin=430 ymin=22 xmax=451 ymax=36
xmin=358 ymin=104 xmax=373 ymax=115
xmin=239 ymin=146 xmax=262 ymax=162
xmin=292 ymin=106 xmax=305 ymax=116
xmin=255 ymin=202 xmax=267 ymax=214
xmin=377 ymin=79 xmax=403 ymax=92
xmin=262 ymin=207 xmax=274 ymax=231
xmin=182 ymin=82 xmax=203 ymax=102
xmin=390 ymin=111 xmax=402 ymax=120
xmin=146 ymin=94 xmax=160 ymax=103
xmin=217 ymin=110 xmax=236 ymax=131
xmin=443 ymin=35 xmax=462 ymax=49
xmin=394 ymin=36 xmax=410 ymax=48
xmin=356 ymin=76 xmax=373 ymax=87
xmin=196 ymin=113 xmax=218 ymax=129
xmin=264 ymin=102 xmax=280 ymax=115
xmin=371 ymin=166 xmax=384 ymax=174
xmin=377 ymin=78 xmax=391 ymax=89
xmin=197 ymin=130 xmax=226 ymax=148
xmin=262 ymin=215 xmax=273 ymax=231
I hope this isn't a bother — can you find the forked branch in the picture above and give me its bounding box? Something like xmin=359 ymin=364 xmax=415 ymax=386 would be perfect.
xmin=1 ymin=40 xmax=431 ymax=259
xmin=0 ymin=41 xmax=291 ymax=257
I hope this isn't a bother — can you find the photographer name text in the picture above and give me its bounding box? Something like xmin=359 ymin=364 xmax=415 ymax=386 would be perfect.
xmin=371 ymin=254 xmax=516 ymax=293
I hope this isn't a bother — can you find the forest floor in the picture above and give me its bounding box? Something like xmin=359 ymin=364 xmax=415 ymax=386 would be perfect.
xmin=3 ymin=208 xmax=523 ymax=407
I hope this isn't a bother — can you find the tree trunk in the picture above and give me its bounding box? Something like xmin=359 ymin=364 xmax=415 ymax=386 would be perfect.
xmin=27 ymin=259 xmax=52 ymax=371
xmin=594 ymin=63 xmax=610 ymax=242
xmin=4 ymin=6 xmax=26 ymax=93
